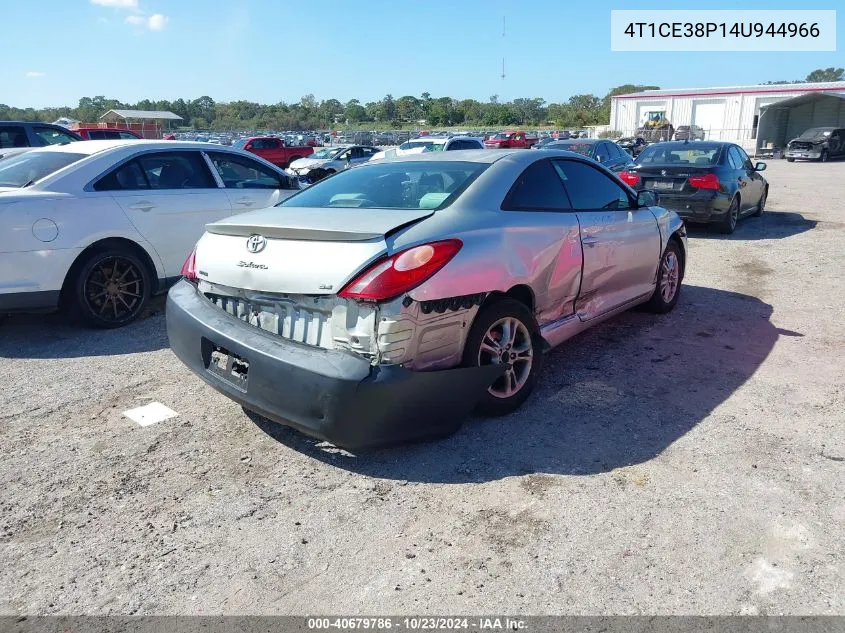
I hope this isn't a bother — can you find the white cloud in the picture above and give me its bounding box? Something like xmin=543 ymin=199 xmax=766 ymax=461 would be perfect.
xmin=147 ymin=13 xmax=168 ymax=31
xmin=124 ymin=14 xmax=145 ymax=25
xmin=91 ymin=0 xmax=139 ymax=8
xmin=25 ymin=71 xmax=45 ymax=78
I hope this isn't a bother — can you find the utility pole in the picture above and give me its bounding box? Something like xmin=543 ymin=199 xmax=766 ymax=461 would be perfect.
xmin=501 ymin=16 xmax=506 ymax=80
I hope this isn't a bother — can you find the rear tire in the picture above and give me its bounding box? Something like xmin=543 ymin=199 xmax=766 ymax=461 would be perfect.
xmin=65 ymin=248 xmax=151 ymax=328
xmin=718 ymin=196 xmax=740 ymax=234
xmin=287 ymin=157 xmax=301 ymax=168
xmin=462 ymin=298 xmax=543 ymax=416
xmin=645 ymin=241 xmax=683 ymax=314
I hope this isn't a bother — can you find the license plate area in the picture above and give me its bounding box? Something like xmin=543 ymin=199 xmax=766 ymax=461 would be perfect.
xmin=202 ymin=337 xmax=249 ymax=392
xmin=650 ymin=180 xmax=675 ymax=190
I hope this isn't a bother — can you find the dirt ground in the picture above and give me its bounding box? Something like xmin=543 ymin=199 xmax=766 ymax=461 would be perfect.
xmin=1 ymin=160 xmax=842 ymax=615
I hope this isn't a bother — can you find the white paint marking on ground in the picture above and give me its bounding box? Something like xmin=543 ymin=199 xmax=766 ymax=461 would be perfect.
xmin=746 ymin=557 xmax=794 ymax=595
xmin=123 ymin=402 xmax=178 ymax=427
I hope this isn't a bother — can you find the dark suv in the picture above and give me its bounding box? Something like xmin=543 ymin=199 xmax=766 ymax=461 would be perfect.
xmin=0 ymin=121 xmax=82 ymax=152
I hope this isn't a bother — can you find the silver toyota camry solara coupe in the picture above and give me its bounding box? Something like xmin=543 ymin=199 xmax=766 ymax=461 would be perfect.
xmin=167 ymin=150 xmax=687 ymax=449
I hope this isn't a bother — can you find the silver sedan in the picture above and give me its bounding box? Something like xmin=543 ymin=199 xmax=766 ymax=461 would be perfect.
xmin=167 ymin=150 xmax=686 ymax=449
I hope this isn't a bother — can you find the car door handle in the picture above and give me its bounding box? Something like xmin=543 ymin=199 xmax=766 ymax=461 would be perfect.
xmin=582 ymin=235 xmax=599 ymax=246
xmin=128 ymin=202 xmax=156 ymax=212
xmin=234 ymin=198 xmax=255 ymax=206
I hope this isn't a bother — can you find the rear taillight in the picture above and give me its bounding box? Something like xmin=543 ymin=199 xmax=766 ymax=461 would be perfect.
xmin=180 ymin=246 xmax=198 ymax=282
xmin=687 ymin=173 xmax=720 ymax=190
xmin=338 ymin=239 xmax=463 ymax=301
xmin=619 ymin=170 xmax=640 ymax=186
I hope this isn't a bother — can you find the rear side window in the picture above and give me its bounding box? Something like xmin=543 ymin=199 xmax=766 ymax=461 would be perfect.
xmin=553 ymin=159 xmax=633 ymax=211
xmin=87 ymin=130 xmax=121 ymax=140
xmin=138 ymin=152 xmax=216 ymax=189
xmin=95 ymin=151 xmax=216 ymax=190
xmin=208 ymin=151 xmax=295 ymax=189
xmin=0 ymin=126 xmax=28 ymax=149
xmin=118 ymin=131 xmax=138 ymax=140
xmin=502 ymin=159 xmax=571 ymax=211
xmin=94 ymin=160 xmax=149 ymax=191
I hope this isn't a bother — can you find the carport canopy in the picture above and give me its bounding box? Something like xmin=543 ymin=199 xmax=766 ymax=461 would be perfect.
xmin=757 ymin=91 xmax=845 ymax=153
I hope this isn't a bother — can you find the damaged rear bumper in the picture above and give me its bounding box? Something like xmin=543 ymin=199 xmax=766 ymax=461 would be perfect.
xmin=166 ymin=280 xmax=504 ymax=451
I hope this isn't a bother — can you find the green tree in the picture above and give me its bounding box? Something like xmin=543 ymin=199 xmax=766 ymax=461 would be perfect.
xmin=344 ymin=99 xmax=367 ymax=123
xmin=805 ymin=67 xmax=845 ymax=82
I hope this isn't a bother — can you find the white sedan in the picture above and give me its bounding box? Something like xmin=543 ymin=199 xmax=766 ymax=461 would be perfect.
xmin=0 ymin=140 xmax=299 ymax=327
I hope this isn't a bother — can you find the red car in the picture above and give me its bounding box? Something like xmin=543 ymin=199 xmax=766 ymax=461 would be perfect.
xmin=234 ymin=136 xmax=314 ymax=168
xmin=74 ymin=128 xmax=142 ymax=140
xmin=484 ymin=130 xmax=538 ymax=149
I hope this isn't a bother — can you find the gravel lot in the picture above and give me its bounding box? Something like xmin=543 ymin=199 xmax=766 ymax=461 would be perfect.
xmin=1 ymin=160 xmax=842 ymax=616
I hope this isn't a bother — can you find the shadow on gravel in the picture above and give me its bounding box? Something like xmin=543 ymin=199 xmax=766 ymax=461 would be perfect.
xmin=252 ymin=285 xmax=800 ymax=483
xmin=0 ymin=296 xmax=167 ymax=359
xmin=687 ymin=209 xmax=818 ymax=241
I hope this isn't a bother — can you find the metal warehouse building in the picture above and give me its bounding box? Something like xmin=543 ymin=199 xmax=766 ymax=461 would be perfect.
xmin=609 ymin=81 xmax=845 ymax=155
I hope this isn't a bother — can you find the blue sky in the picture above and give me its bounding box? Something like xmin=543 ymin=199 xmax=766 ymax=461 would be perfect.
xmin=4 ymin=0 xmax=842 ymax=108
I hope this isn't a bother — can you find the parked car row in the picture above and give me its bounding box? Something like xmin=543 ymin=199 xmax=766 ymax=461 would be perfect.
xmin=4 ymin=129 xmax=780 ymax=449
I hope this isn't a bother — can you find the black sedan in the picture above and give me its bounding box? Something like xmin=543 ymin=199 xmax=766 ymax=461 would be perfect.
xmin=619 ymin=141 xmax=768 ymax=234
xmin=541 ymin=138 xmax=634 ymax=172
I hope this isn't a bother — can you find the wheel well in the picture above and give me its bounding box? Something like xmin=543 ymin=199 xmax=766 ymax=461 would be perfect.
xmin=481 ymin=285 xmax=535 ymax=312
xmin=61 ymin=238 xmax=159 ymax=301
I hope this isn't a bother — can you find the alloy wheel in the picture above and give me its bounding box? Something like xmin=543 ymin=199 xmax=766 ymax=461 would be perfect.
xmin=660 ymin=251 xmax=680 ymax=303
xmin=477 ymin=317 xmax=534 ymax=399
xmin=84 ymin=256 xmax=145 ymax=322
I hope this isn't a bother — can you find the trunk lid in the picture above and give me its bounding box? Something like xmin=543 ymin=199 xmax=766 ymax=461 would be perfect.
xmin=197 ymin=206 xmax=434 ymax=294
xmin=632 ymin=164 xmax=715 ymax=194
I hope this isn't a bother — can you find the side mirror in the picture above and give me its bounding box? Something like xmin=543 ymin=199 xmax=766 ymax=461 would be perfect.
xmin=755 ymin=161 xmax=767 ymax=171
xmin=637 ymin=190 xmax=658 ymax=207
xmin=595 ymin=155 xmax=604 ymax=162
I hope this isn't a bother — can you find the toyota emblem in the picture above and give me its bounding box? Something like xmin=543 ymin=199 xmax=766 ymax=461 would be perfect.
xmin=246 ymin=234 xmax=267 ymax=253
xmin=660 ymin=169 xmax=667 ymax=176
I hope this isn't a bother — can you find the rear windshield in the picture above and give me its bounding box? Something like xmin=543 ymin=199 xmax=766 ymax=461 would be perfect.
xmin=637 ymin=145 xmax=721 ymax=166
xmin=0 ymin=151 xmax=86 ymax=187
xmin=399 ymin=140 xmax=444 ymax=152
xmin=279 ymin=160 xmax=487 ymax=210
xmin=552 ymin=143 xmax=595 ymax=157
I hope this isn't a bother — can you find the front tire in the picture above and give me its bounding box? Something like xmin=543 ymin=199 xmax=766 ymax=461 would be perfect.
xmin=786 ymin=157 xmax=795 ymax=162
xmin=66 ymin=249 xmax=151 ymax=328
xmin=462 ymin=298 xmax=543 ymax=416
xmin=645 ymin=241 xmax=683 ymax=314
xmin=820 ymin=150 xmax=829 ymax=163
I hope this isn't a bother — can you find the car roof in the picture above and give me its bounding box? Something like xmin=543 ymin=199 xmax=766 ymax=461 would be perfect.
xmin=549 ymin=138 xmax=600 ymax=145
xmin=368 ymin=148 xmax=587 ymax=165
xmin=645 ymin=140 xmax=730 ymax=148
xmin=28 ymin=139 xmax=243 ymax=155
xmin=0 ymin=120 xmax=66 ymax=126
